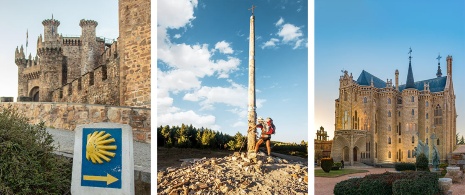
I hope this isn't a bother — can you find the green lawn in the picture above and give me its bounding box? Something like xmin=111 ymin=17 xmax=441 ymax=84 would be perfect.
xmin=314 ymin=168 xmax=369 ymax=177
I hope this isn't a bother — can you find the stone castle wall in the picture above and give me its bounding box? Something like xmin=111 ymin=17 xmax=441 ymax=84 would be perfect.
xmin=118 ymin=0 xmax=151 ymax=108
xmin=51 ymin=41 xmax=120 ymax=106
xmin=0 ymin=102 xmax=150 ymax=143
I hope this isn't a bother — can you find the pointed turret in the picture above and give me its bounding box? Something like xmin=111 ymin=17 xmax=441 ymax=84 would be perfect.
xmin=436 ymin=54 xmax=442 ymax=77
xmin=15 ymin=46 xmax=19 ymax=59
xmin=19 ymin=45 xmax=25 ymax=59
xmin=405 ymin=47 xmax=415 ymax=89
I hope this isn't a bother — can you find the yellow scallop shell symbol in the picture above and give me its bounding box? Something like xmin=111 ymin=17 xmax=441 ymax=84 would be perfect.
xmin=86 ymin=131 xmax=117 ymax=164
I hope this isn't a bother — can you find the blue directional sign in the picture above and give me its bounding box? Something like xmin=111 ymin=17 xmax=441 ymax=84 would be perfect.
xmin=81 ymin=128 xmax=122 ymax=189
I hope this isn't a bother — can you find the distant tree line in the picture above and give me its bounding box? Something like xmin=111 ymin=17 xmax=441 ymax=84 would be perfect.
xmin=157 ymin=124 xmax=248 ymax=151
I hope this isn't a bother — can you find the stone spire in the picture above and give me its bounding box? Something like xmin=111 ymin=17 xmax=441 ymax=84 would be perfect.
xmin=247 ymin=5 xmax=257 ymax=153
xmin=405 ymin=47 xmax=415 ymax=89
xmin=436 ymin=54 xmax=442 ymax=77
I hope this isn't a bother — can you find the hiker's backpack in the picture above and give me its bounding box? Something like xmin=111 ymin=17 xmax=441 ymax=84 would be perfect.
xmin=266 ymin=123 xmax=276 ymax=135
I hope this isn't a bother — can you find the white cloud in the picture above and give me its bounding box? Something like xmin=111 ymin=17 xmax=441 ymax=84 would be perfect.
xmin=262 ymin=38 xmax=280 ymax=49
xmin=158 ymin=110 xmax=219 ymax=130
xmin=275 ymin=17 xmax=284 ymax=26
xmin=183 ymin=81 xmax=247 ymax=109
xmin=214 ymin=41 xmax=234 ymax=54
xmin=293 ymin=39 xmax=303 ymax=49
xmin=278 ymin=23 xmax=303 ymax=43
xmin=174 ymin=34 xmax=181 ymax=39
xmin=157 ymin=68 xmax=201 ymax=93
xmin=157 ymin=0 xmax=198 ymax=29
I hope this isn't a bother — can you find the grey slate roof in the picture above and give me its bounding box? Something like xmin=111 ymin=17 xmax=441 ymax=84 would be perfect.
xmin=356 ymin=70 xmax=387 ymax=88
xmin=398 ymin=76 xmax=447 ymax=92
xmin=356 ymin=70 xmax=447 ymax=92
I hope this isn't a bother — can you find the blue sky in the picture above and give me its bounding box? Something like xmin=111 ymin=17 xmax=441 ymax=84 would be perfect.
xmin=157 ymin=0 xmax=308 ymax=143
xmin=0 ymin=1 xmax=118 ymax=99
xmin=315 ymin=1 xmax=465 ymax=139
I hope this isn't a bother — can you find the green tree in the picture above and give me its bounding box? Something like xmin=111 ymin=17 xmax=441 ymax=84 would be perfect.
xmin=460 ymin=136 xmax=465 ymax=145
xmin=160 ymin=125 xmax=171 ymax=147
xmin=176 ymin=123 xmax=191 ymax=147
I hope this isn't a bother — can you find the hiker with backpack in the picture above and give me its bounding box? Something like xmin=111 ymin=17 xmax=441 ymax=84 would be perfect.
xmin=254 ymin=117 xmax=276 ymax=156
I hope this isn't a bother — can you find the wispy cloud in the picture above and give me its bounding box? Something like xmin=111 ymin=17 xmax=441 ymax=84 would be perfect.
xmin=262 ymin=38 xmax=279 ymax=49
xmin=214 ymin=41 xmax=234 ymax=54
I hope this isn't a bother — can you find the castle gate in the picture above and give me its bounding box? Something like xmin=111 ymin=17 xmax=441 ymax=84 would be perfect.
xmin=29 ymin=86 xmax=39 ymax=102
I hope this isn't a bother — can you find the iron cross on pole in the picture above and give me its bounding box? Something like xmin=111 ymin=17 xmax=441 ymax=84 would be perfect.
xmin=249 ymin=5 xmax=257 ymax=15
xmin=436 ymin=53 xmax=442 ymax=63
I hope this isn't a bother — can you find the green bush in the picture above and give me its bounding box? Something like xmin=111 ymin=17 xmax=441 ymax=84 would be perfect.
xmin=394 ymin=162 xmax=416 ymax=171
xmin=358 ymin=179 xmax=392 ymax=195
xmin=334 ymin=171 xmax=440 ymax=195
xmin=321 ymin=158 xmax=334 ymax=173
xmin=0 ymin=108 xmax=72 ymax=194
xmin=334 ymin=178 xmax=362 ymax=195
xmin=392 ymin=173 xmax=439 ymax=195
xmin=416 ymin=153 xmax=430 ymax=171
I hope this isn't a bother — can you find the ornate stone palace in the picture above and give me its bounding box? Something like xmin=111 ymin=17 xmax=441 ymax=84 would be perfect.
xmin=331 ymin=51 xmax=456 ymax=165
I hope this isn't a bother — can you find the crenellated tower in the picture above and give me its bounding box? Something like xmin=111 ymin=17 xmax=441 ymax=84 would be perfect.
xmin=80 ymin=19 xmax=98 ymax=75
xmin=36 ymin=17 xmax=64 ymax=102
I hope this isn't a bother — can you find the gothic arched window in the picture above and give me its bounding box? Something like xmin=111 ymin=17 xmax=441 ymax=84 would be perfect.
xmin=437 ymin=139 xmax=440 ymax=145
xmin=364 ymin=97 xmax=367 ymax=103
xmin=388 ymin=98 xmax=391 ymax=104
xmin=426 ymin=138 xmax=429 ymax=145
xmin=411 ymin=96 xmax=414 ymax=102
xmin=426 ymin=113 xmax=429 ymax=119
xmin=412 ymin=109 xmax=414 ymax=116
xmin=388 ymin=151 xmax=391 ymax=158
xmin=388 ymin=137 xmax=391 ymax=144
xmin=426 ymin=101 xmax=429 ymax=107
xmin=388 ymin=111 xmax=391 ymax=117
xmin=412 ymin=136 xmax=414 ymax=144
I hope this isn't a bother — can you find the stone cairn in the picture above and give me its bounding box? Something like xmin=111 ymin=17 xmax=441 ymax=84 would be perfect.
xmin=157 ymin=152 xmax=308 ymax=195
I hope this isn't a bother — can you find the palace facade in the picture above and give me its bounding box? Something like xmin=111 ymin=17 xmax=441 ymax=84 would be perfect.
xmin=331 ymin=54 xmax=456 ymax=165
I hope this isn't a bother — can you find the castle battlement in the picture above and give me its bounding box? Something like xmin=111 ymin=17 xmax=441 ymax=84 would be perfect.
xmin=100 ymin=41 xmax=118 ymax=65
xmin=42 ymin=19 xmax=60 ymax=26
xmin=79 ymin=19 xmax=98 ymax=27
xmin=37 ymin=47 xmax=62 ymax=57
xmin=62 ymin=37 xmax=82 ymax=46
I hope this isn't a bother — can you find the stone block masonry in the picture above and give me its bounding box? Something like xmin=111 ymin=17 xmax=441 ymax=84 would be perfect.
xmin=0 ymin=102 xmax=150 ymax=143
xmin=118 ymin=0 xmax=151 ymax=108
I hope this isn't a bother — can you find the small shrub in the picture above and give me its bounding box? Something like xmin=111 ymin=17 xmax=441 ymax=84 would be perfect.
xmin=333 ymin=171 xmax=440 ymax=195
xmin=394 ymin=162 xmax=416 ymax=171
xmin=321 ymin=158 xmax=334 ymax=173
xmin=416 ymin=153 xmax=430 ymax=171
xmin=358 ymin=179 xmax=392 ymax=195
xmin=0 ymin=108 xmax=72 ymax=194
xmin=334 ymin=178 xmax=363 ymax=195
xmin=392 ymin=173 xmax=439 ymax=195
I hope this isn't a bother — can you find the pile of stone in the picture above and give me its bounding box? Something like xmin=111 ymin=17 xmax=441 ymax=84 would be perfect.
xmin=157 ymin=152 xmax=308 ymax=195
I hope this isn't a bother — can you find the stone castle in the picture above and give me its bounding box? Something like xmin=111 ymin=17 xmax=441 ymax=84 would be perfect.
xmin=331 ymin=52 xmax=456 ymax=165
xmin=5 ymin=0 xmax=151 ymax=143
xmin=14 ymin=0 xmax=150 ymax=108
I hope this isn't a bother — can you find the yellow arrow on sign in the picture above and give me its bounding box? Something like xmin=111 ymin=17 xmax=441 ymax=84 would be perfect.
xmin=83 ymin=173 xmax=119 ymax=185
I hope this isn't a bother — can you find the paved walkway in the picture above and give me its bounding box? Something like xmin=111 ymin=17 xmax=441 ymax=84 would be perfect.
xmin=46 ymin=127 xmax=150 ymax=173
xmin=314 ymin=165 xmax=465 ymax=195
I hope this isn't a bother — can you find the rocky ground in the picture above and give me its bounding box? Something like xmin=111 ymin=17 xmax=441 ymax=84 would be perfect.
xmin=157 ymin=151 xmax=308 ymax=195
